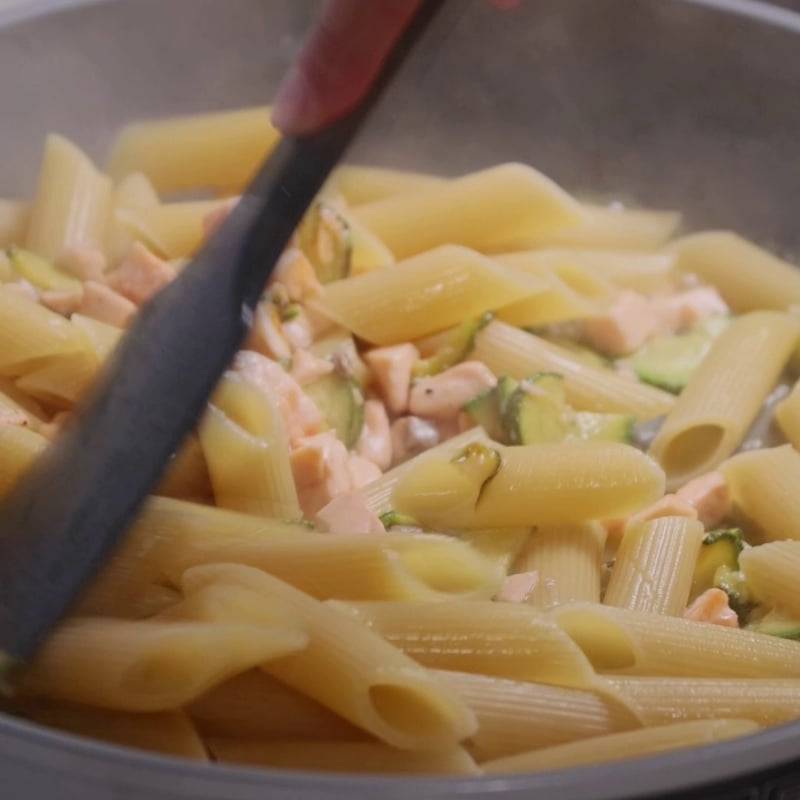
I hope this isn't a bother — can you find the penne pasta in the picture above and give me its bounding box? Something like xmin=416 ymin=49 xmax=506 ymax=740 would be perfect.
xmin=392 ymin=441 xmax=665 ymax=529
xmin=311 ymin=245 xmax=547 ymax=345
xmin=473 ymin=321 xmax=674 ymax=419
xmin=207 ymin=738 xmax=479 ymax=775
xmin=438 ymin=670 xmax=641 ymax=762
xmin=353 ymin=164 xmax=584 ymax=259
xmin=14 ymin=699 xmax=208 ymax=760
xmin=198 ymin=373 xmax=300 ymax=519
xmin=721 ymin=445 xmax=800 ymax=543
xmin=453 ymin=528 xmax=531 ymax=574
xmin=17 ymin=616 xmax=307 ymax=712
xmin=330 ymin=600 xmax=598 ymax=686
xmin=332 ymin=164 xmax=446 ymax=206
xmin=774 ymin=379 xmax=800 ymax=451
xmin=608 ymin=676 xmax=800 ymax=728
xmin=0 ymin=423 xmax=47 ymax=496
xmin=603 ymin=516 xmax=704 ymax=616
xmin=69 ymin=314 xmax=123 ymax=362
xmin=188 ymin=669 xmax=363 ymax=740
xmin=154 ymin=433 xmax=213 ymax=504
xmin=672 ymin=231 xmax=800 ymax=312
xmin=482 ymin=719 xmax=759 ymax=773
xmin=107 ymin=107 xmax=279 ymax=194
xmin=518 ymin=523 xmax=606 ymax=610
xmin=180 ymin=564 xmax=478 ymax=751
xmin=551 ymin=602 xmax=800 ymax=678
xmin=739 ymin=541 xmax=800 ymax=617
xmin=26 ymin=135 xmax=111 ymax=260
xmin=15 ymin=349 xmax=98 ymax=408
xmin=648 ymin=312 xmax=800 ymax=489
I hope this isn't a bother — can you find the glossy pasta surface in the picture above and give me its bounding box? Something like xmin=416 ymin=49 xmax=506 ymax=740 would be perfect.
xmin=3 ymin=107 xmax=800 ymax=777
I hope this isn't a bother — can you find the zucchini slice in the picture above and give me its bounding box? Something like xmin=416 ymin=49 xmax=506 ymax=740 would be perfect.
xmin=750 ymin=611 xmax=800 ymax=640
xmin=692 ymin=528 xmax=744 ymax=595
xmin=303 ymin=371 xmax=365 ymax=449
xmin=7 ymin=246 xmax=80 ymax=291
xmin=413 ymin=311 xmax=493 ymax=378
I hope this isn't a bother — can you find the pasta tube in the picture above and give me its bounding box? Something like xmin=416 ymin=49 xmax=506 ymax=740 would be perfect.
xmin=311 ymin=245 xmax=547 ymax=345
xmin=180 ymin=564 xmax=478 ymax=751
xmin=774 ymin=379 xmax=800 ymax=450
xmin=0 ymin=200 xmax=30 ymax=248
xmin=474 ymin=321 xmax=674 ymax=419
xmin=649 ymin=311 xmax=800 ymax=489
xmin=739 ymin=541 xmax=800 ymax=617
xmin=391 ymin=442 xmax=665 ymax=529
xmin=331 ymin=164 xmax=446 ymax=205
xmin=603 ymin=517 xmax=704 ymax=616
xmin=353 ymin=163 xmax=584 ymax=259
xmin=551 ymin=602 xmax=800 ymax=678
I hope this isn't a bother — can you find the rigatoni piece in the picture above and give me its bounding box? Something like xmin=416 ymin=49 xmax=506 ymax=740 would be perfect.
xmin=649 ymin=312 xmax=800 ymax=489
xmin=482 ymin=719 xmax=758 ymax=773
xmin=439 ymin=670 xmax=641 ymax=761
xmin=551 ymin=602 xmax=800 ymax=678
xmin=673 ymin=231 xmax=800 ymax=312
xmin=180 ymin=564 xmax=478 ymax=751
xmin=330 ymin=601 xmax=597 ymax=686
xmin=189 ymin=669 xmax=363 ymax=740
xmin=519 ymin=523 xmax=606 ymax=610
xmin=739 ymin=541 xmax=800 ymax=617
xmin=392 ymin=442 xmax=665 ymax=529
xmin=474 ymin=321 xmax=674 ymax=420
xmin=721 ymin=446 xmax=800 ymax=543
xmin=332 ymin=164 xmax=446 ymax=205
xmin=353 ymin=163 xmax=584 ymax=259
xmin=207 ymin=739 xmax=479 ymax=775
xmin=198 ymin=372 xmax=300 ymax=520
xmin=515 ymin=204 xmax=680 ymax=252
xmin=608 ymin=677 xmax=800 ymax=727
xmin=16 ymin=617 xmax=307 ymax=712
xmin=26 ymin=135 xmax=111 ymax=261
xmin=14 ymin=700 xmax=208 ymax=760
xmin=603 ymin=517 xmax=704 ymax=616
xmin=107 ymin=107 xmax=279 ymax=193
xmin=311 ymin=246 xmax=547 ymax=345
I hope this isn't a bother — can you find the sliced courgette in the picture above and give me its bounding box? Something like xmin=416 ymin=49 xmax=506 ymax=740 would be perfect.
xmin=297 ymin=201 xmax=352 ymax=284
xmin=378 ymin=509 xmax=422 ymax=530
xmin=6 ymin=246 xmax=80 ymax=291
xmin=629 ymin=313 xmax=732 ymax=393
xmin=714 ymin=565 xmax=754 ymax=622
xmin=309 ymin=329 xmax=370 ymax=389
xmin=303 ymin=371 xmax=365 ymax=448
xmin=412 ymin=311 xmax=493 ymax=378
xmin=463 ymin=387 xmax=506 ymax=443
xmin=692 ymin=528 xmax=744 ymax=595
xmin=570 ymin=412 xmax=635 ymax=443
xmin=503 ymin=372 xmax=569 ymax=445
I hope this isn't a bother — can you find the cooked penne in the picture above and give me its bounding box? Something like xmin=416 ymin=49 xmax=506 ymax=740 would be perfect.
xmin=603 ymin=517 xmax=704 ymax=616
xmin=672 ymin=231 xmax=800 ymax=312
xmin=0 ymin=423 xmax=47 ymax=496
xmin=339 ymin=206 xmax=395 ymax=274
xmin=15 ymin=350 xmax=98 ymax=407
xmin=353 ymin=164 xmax=584 ymax=259
xmin=392 ymin=442 xmax=665 ymax=529
xmin=518 ymin=523 xmax=606 ymax=610
xmin=330 ymin=601 xmax=597 ymax=686
xmin=26 ymin=135 xmax=111 ymax=260
xmin=482 ymin=719 xmax=759 ymax=773
xmin=154 ymin=433 xmax=213 ymax=504
xmin=14 ymin=700 xmax=208 ymax=759
xmin=721 ymin=445 xmax=800 ymax=543
xmin=17 ymin=616 xmax=307 ymax=712
xmin=331 ymin=164 xmax=446 ymax=206
xmin=608 ymin=677 xmax=800 ymax=727
xmin=453 ymin=528 xmax=531 ymax=573
xmin=438 ymin=670 xmax=641 ymax=761
xmin=114 ymin=200 xmax=224 ymax=259
xmin=188 ymin=669 xmax=363 ymax=740
xmin=107 ymin=107 xmax=279 ymax=194
xmin=207 ymin=738 xmax=479 ymax=775
xmin=180 ymin=564 xmax=478 ymax=751
xmin=0 ymin=200 xmax=30 ymax=248
xmin=473 ymin=321 xmax=674 ymax=419
xmin=552 ymin=602 xmax=800 ymax=678
xmin=311 ymin=245 xmax=547 ymax=345
xmin=198 ymin=373 xmax=300 ymax=519
xmin=516 ymin=204 xmax=681 ymax=251
xmin=739 ymin=541 xmax=800 ymax=617
xmin=70 ymin=314 xmax=123 ymax=362
xmin=648 ymin=312 xmax=800 ymax=489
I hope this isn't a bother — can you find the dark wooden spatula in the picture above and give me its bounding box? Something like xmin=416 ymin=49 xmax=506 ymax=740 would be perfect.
xmin=0 ymin=0 xmax=445 ymax=678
